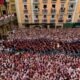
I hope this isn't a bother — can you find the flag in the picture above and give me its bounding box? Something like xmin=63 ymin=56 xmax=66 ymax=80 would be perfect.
xmin=0 ymin=0 xmax=4 ymax=5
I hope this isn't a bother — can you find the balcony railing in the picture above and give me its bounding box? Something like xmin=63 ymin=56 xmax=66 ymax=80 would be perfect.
xmin=42 ymin=19 xmax=47 ymax=23
xmin=43 ymin=0 xmax=48 ymax=3
xmin=60 ymin=8 xmax=65 ymax=13
xmin=69 ymin=0 xmax=76 ymax=2
xmin=34 ymin=19 xmax=39 ymax=23
xmin=33 ymin=9 xmax=39 ymax=14
xmin=42 ymin=9 xmax=48 ymax=14
xmin=60 ymin=0 xmax=66 ymax=3
xmin=66 ymin=19 xmax=72 ymax=22
xmin=50 ymin=19 xmax=55 ymax=23
xmin=58 ymin=19 xmax=63 ymax=23
xmin=51 ymin=9 xmax=56 ymax=14
xmin=33 ymin=0 xmax=39 ymax=4
xmin=68 ymin=8 xmax=74 ymax=13
xmin=25 ymin=19 xmax=29 ymax=23
xmin=51 ymin=0 xmax=56 ymax=3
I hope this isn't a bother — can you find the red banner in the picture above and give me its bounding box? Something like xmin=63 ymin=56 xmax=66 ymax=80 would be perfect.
xmin=0 ymin=0 xmax=4 ymax=5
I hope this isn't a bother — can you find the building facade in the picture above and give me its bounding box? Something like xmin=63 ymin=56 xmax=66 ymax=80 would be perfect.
xmin=8 ymin=0 xmax=16 ymax=14
xmin=0 ymin=0 xmax=16 ymax=16
xmin=15 ymin=0 xmax=80 ymax=28
xmin=0 ymin=0 xmax=17 ymax=38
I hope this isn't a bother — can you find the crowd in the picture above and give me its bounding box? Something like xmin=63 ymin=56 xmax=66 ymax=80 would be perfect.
xmin=0 ymin=28 xmax=80 ymax=80
xmin=2 ymin=28 xmax=80 ymax=56
xmin=0 ymin=52 xmax=80 ymax=80
xmin=2 ymin=38 xmax=80 ymax=56
xmin=7 ymin=28 xmax=80 ymax=42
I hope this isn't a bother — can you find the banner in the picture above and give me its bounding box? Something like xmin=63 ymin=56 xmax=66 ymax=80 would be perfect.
xmin=0 ymin=0 xmax=4 ymax=5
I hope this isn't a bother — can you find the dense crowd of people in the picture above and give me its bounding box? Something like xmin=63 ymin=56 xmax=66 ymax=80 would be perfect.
xmin=2 ymin=28 xmax=79 ymax=55
xmin=0 ymin=52 xmax=80 ymax=80
xmin=7 ymin=28 xmax=80 ymax=42
xmin=0 ymin=28 xmax=80 ymax=80
xmin=2 ymin=38 xmax=80 ymax=56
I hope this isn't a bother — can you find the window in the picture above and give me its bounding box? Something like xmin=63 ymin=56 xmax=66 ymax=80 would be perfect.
xmin=24 ymin=5 xmax=27 ymax=9
xmin=43 ymin=5 xmax=47 ymax=8
xmin=52 ymin=15 xmax=54 ymax=18
xmin=68 ymin=15 xmax=72 ymax=18
xmin=25 ymin=15 xmax=28 ymax=18
xmin=43 ymin=15 xmax=47 ymax=18
xmin=52 ymin=4 xmax=55 ymax=8
xmin=70 ymin=4 xmax=74 ymax=8
xmin=36 ymin=15 xmax=38 ymax=18
xmin=35 ymin=5 xmax=38 ymax=8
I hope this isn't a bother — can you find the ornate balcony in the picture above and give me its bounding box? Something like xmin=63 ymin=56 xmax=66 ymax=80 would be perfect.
xmin=51 ymin=0 xmax=56 ymax=3
xmin=33 ymin=0 xmax=39 ymax=4
xmin=58 ymin=19 xmax=63 ymax=23
xmin=33 ymin=9 xmax=39 ymax=14
xmin=42 ymin=9 xmax=48 ymax=14
xmin=69 ymin=0 xmax=76 ymax=3
xmin=43 ymin=0 xmax=48 ymax=3
xmin=34 ymin=19 xmax=39 ymax=23
xmin=42 ymin=19 xmax=47 ymax=23
xmin=60 ymin=0 xmax=66 ymax=3
xmin=60 ymin=8 xmax=65 ymax=13
xmin=51 ymin=9 xmax=56 ymax=14
xmin=50 ymin=19 xmax=55 ymax=23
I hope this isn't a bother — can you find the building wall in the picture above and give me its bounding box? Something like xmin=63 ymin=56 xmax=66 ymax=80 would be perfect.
xmin=8 ymin=0 xmax=16 ymax=14
xmin=15 ymin=0 xmax=80 ymax=28
xmin=0 ymin=0 xmax=16 ymax=16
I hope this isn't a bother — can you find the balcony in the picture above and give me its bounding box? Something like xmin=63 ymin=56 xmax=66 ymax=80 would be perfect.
xmin=60 ymin=8 xmax=65 ymax=13
xmin=42 ymin=9 xmax=48 ymax=14
xmin=33 ymin=0 xmax=39 ymax=4
xmin=51 ymin=9 xmax=56 ymax=14
xmin=25 ymin=19 xmax=29 ymax=23
xmin=34 ymin=19 xmax=39 ymax=23
xmin=43 ymin=0 xmax=48 ymax=3
xmin=68 ymin=8 xmax=74 ymax=13
xmin=33 ymin=9 xmax=39 ymax=14
xmin=51 ymin=0 xmax=56 ymax=3
xmin=66 ymin=19 xmax=72 ymax=22
xmin=58 ymin=18 xmax=63 ymax=23
xmin=50 ymin=19 xmax=55 ymax=23
xmin=42 ymin=19 xmax=47 ymax=23
xmin=69 ymin=0 xmax=76 ymax=3
xmin=60 ymin=0 xmax=66 ymax=3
